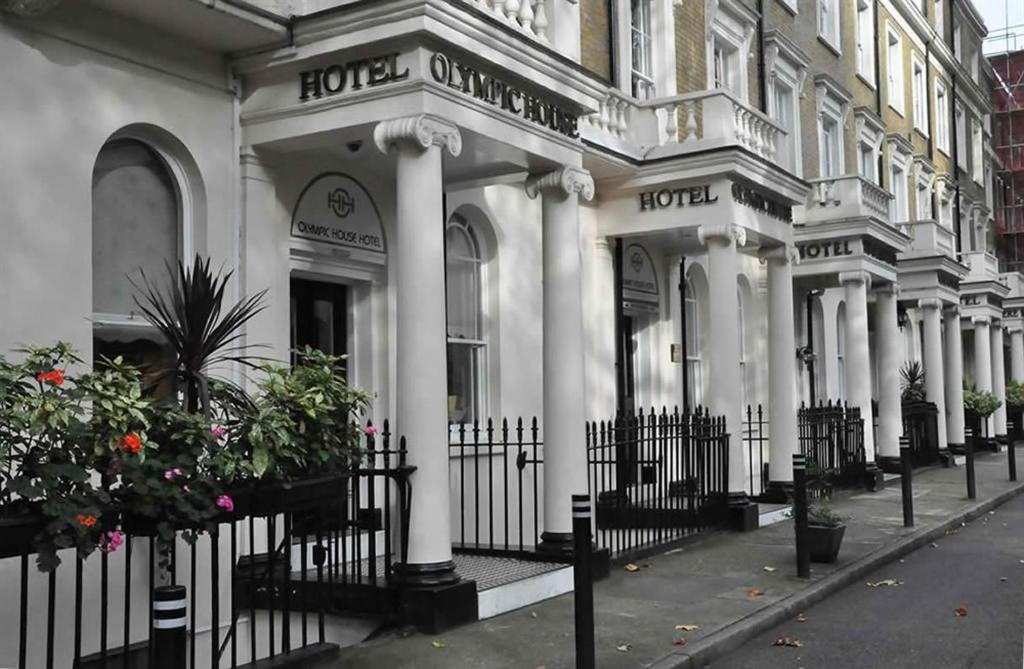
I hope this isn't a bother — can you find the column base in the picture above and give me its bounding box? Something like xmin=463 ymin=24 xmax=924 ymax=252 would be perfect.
xmin=393 ymin=561 xmax=478 ymax=633
xmin=536 ymin=531 xmax=575 ymax=558
xmin=757 ymin=481 xmax=792 ymax=504
xmin=876 ymin=456 xmax=902 ymax=474
xmin=996 ymin=434 xmax=1009 ymax=452
xmin=727 ymin=493 xmax=759 ymax=532
xmin=864 ymin=464 xmax=885 ymax=492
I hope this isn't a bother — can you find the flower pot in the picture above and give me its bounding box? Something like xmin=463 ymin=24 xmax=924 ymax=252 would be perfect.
xmin=806 ymin=523 xmax=846 ymax=563
xmin=0 ymin=514 xmax=48 ymax=558
xmin=245 ymin=473 xmax=350 ymax=517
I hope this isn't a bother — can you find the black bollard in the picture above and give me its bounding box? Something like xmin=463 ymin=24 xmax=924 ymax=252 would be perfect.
xmin=572 ymin=494 xmax=595 ymax=669
xmin=152 ymin=585 xmax=187 ymax=669
xmin=792 ymin=454 xmax=810 ymax=579
xmin=965 ymin=427 xmax=977 ymax=500
xmin=900 ymin=437 xmax=913 ymax=528
xmin=1008 ymin=420 xmax=1017 ymax=482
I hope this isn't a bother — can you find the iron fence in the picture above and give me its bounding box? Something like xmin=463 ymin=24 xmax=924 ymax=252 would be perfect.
xmin=797 ymin=401 xmax=866 ymax=490
xmin=0 ymin=425 xmax=411 ymax=669
xmin=742 ymin=404 xmax=769 ymax=498
xmin=586 ymin=407 xmax=729 ymax=560
xmin=448 ymin=418 xmax=543 ymax=559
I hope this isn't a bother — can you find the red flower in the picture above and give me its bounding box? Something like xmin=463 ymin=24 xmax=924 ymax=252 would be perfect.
xmin=121 ymin=433 xmax=142 ymax=454
xmin=76 ymin=514 xmax=97 ymax=528
xmin=37 ymin=369 xmax=64 ymax=386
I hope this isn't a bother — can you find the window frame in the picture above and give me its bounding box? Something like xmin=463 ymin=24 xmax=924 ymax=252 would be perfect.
xmin=816 ymin=79 xmax=850 ymax=178
xmin=684 ymin=275 xmax=704 ymax=410
xmin=445 ymin=215 xmax=489 ymax=425
xmin=855 ymin=0 xmax=875 ymax=84
xmin=887 ymin=26 xmax=905 ymax=116
xmin=817 ymin=0 xmax=841 ymax=53
xmin=935 ymin=80 xmax=950 ymax=155
xmin=911 ymin=53 xmax=928 ymax=133
xmin=888 ymin=136 xmax=913 ymax=223
xmin=630 ymin=0 xmax=655 ymax=99
xmin=914 ymin=157 xmax=936 ymax=221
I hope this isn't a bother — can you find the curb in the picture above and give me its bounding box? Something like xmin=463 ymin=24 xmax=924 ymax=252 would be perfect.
xmin=651 ymin=480 xmax=1024 ymax=669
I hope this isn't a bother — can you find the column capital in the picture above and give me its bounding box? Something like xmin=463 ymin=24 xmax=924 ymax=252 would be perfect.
xmin=972 ymin=315 xmax=991 ymax=326
xmin=759 ymin=244 xmax=799 ymax=265
xmin=698 ymin=223 xmax=746 ymax=248
xmin=838 ymin=270 xmax=872 ymax=289
xmin=373 ymin=114 xmax=462 ymax=157
xmin=874 ymin=283 xmax=900 ymax=297
xmin=918 ymin=297 xmax=944 ymax=310
xmin=943 ymin=305 xmax=961 ymax=318
xmin=525 ymin=166 xmax=595 ymax=201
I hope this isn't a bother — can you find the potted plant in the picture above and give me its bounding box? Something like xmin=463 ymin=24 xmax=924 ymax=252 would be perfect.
xmin=899 ymin=361 xmax=927 ymax=403
xmin=806 ymin=501 xmax=846 ymax=563
xmin=963 ymin=384 xmax=1001 ymax=449
xmin=1006 ymin=381 xmax=1024 ymax=442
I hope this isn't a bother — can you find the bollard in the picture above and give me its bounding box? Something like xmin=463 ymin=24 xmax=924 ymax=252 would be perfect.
xmin=792 ymin=454 xmax=810 ymax=579
xmin=900 ymin=437 xmax=913 ymax=528
xmin=965 ymin=427 xmax=977 ymax=500
xmin=152 ymin=585 xmax=187 ymax=669
xmin=572 ymin=494 xmax=595 ymax=669
xmin=1008 ymin=420 xmax=1017 ymax=482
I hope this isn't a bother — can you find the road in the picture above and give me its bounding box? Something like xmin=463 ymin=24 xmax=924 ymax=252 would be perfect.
xmin=713 ymin=491 xmax=1024 ymax=669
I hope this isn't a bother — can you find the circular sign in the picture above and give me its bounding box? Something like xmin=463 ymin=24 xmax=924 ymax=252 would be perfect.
xmin=291 ymin=173 xmax=386 ymax=254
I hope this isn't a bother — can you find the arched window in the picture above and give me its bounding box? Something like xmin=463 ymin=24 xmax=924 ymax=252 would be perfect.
xmin=836 ymin=303 xmax=847 ymax=403
xmin=446 ymin=215 xmax=485 ymax=423
xmin=684 ymin=276 xmax=703 ymax=409
xmin=92 ymin=139 xmax=179 ymax=381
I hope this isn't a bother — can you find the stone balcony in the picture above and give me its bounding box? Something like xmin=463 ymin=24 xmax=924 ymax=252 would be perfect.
xmin=796 ymin=175 xmax=892 ymax=226
xmin=898 ymin=220 xmax=956 ymax=260
xmin=963 ymin=251 xmax=1001 ymax=282
xmin=581 ymin=88 xmax=784 ymax=163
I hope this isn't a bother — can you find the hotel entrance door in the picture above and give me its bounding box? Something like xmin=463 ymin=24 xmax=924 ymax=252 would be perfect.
xmin=290 ymin=278 xmax=349 ymax=374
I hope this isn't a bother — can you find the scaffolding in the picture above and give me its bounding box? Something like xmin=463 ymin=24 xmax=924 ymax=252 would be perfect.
xmin=991 ymin=43 xmax=1024 ymax=273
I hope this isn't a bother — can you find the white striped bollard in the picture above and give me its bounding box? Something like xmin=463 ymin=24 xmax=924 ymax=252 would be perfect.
xmin=152 ymin=585 xmax=187 ymax=669
xmin=572 ymin=494 xmax=595 ymax=669
xmin=792 ymin=454 xmax=809 ymax=579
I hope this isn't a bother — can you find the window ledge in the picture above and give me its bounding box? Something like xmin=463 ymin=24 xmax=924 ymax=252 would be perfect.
xmin=913 ymin=126 xmax=929 ymax=140
xmin=856 ymin=72 xmax=876 ymax=90
xmin=937 ymin=146 xmax=951 ymax=159
xmin=777 ymin=0 xmax=797 ymax=16
xmin=888 ymin=102 xmax=905 ymax=118
xmin=818 ymin=34 xmax=842 ymax=57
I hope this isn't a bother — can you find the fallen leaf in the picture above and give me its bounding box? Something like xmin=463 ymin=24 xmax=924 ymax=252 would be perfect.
xmin=763 ymin=566 xmax=777 ymax=573
xmin=431 ymin=640 xmax=446 ymax=648
xmin=624 ymin=563 xmax=640 ymax=572
xmin=748 ymin=588 xmax=765 ymax=598
xmin=930 ymin=543 xmax=939 ymax=548
xmin=944 ymin=528 xmax=959 ymax=536
xmin=954 ymin=607 xmax=968 ymax=617
xmin=616 ymin=643 xmax=632 ymax=652
xmin=773 ymin=637 xmax=803 ymax=648
xmin=673 ymin=638 xmax=688 ymax=646
xmin=675 ymin=624 xmax=700 ymax=632
xmin=531 ymin=611 xmax=538 ymax=618
xmin=1001 ymin=577 xmax=1008 ymax=582
xmin=796 ymin=614 xmax=807 ymax=623
xmin=866 ymin=579 xmax=902 ymax=587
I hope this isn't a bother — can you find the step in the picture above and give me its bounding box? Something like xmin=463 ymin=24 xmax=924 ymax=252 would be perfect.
xmin=289 ymin=529 xmax=387 ymax=570
xmin=758 ymin=503 xmax=791 ymax=527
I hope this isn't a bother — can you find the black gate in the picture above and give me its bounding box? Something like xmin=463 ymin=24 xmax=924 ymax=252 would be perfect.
xmin=797 ymin=401 xmax=866 ymax=490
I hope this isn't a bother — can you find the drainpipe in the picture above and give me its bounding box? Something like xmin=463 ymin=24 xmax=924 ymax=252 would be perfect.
xmin=613 ymin=238 xmax=626 ymax=414
xmin=607 ymin=0 xmax=617 ymax=86
xmin=679 ymin=256 xmax=689 ymax=411
xmin=952 ymin=77 xmax=963 ymax=255
xmin=873 ymin=0 xmax=883 ymax=183
xmin=756 ymin=0 xmax=766 ymax=113
xmin=926 ymin=41 xmax=935 ymax=217
xmin=806 ymin=290 xmax=817 ymax=403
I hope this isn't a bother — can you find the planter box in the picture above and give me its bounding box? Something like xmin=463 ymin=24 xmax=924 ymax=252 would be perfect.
xmin=807 ymin=523 xmax=845 ymax=563
xmin=0 ymin=514 xmax=48 ymax=558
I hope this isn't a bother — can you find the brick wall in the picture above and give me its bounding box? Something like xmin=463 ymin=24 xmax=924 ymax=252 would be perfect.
xmin=674 ymin=0 xmax=705 ymax=94
xmin=580 ymin=0 xmax=612 ymax=80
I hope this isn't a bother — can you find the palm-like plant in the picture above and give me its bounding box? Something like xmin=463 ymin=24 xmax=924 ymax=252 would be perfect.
xmin=132 ymin=255 xmax=267 ymax=416
xmin=899 ymin=361 xmax=927 ymax=402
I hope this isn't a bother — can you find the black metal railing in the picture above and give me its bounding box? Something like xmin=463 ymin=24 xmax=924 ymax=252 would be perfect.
xmin=1 ymin=425 xmax=411 ymax=669
xmin=448 ymin=417 xmax=543 ymax=559
xmin=797 ymin=401 xmax=866 ymax=491
xmin=901 ymin=401 xmax=940 ymax=466
xmin=742 ymin=404 xmax=769 ymax=498
xmin=586 ymin=407 xmax=730 ymax=560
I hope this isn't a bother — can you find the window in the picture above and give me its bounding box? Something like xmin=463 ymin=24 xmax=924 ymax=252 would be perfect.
xmin=817 ymin=79 xmax=849 ymax=178
xmin=92 ymin=139 xmax=179 ymax=385
xmin=818 ymin=0 xmax=839 ymax=50
xmin=888 ymin=137 xmax=913 ymax=222
xmin=916 ymin=181 xmax=931 ymax=220
xmin=938 ymin=182 xmax=953 ymax=229
xmin=684 ymin=276 xmax=703 ymax=409
xmin=887 ymin=28 xmax=904 ymax=115
xmin=712 ymin=37 xmax=739 ymax=93
xmin=836 ymin=303 xmax=847 ymax=403
xmin=934 ymin=0 xmax=944 ymax=38
xmin=859 ymin=143 xmax=876 ymax=182
xmin=971 ymin=118 xmax=984 ymax=183
xmin=955 ymin=102 xmax=967 ymax=170
xmin=912 ymin=54 xmax=927 ymax=132
xmin=770 ymin=78 xmax=800 ymax=176
xmin=915 ymin=162 xmax=935 ymax=220
xmin=855 ymin=0 xmax=875 ymax=82
xmin=446 ymin=217 xmax=486 ymax=423
xmin=856 ymin=110 xmax=884 ymax=185
xmin=821 ymin=117 xmax=841 ymax=177
xmin=630 ymin=0 xmax=654 ymax=99
xmin=935 ymin=81 xmax=950 ymax=154
xmin=953 ymin=24 xmax=961 ymax=60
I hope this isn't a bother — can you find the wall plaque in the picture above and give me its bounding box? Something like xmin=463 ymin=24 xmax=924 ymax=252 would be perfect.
xmin=291 ymin=173 xmax=386 ymax=253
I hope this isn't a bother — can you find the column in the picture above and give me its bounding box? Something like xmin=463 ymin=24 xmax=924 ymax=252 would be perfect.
xmin=526 ymin=166 xmax=594 ymax=555
xmin=764 ymin=246 xmax=798 ymax=499
xmin=1010 ymin=327 xmax=1024 ymax=382
xmin=919 ymin=299 xmax=949 ymax=451
xmin=839 ymin=271 xmax=877 ymax=466
xmin=374 ymin=115 xmax=462 ymax=585
xmin=944 ymin=307 xmax=965 ymax=449
xmin=698 ymin=224 xmax=756 ymax=525
xmin=875 ymin=285 xmax=902 ymax=462
xmin=974 ymin=316 xmax=993 ymax=439
xmin=992 ymin=322 xmax=1007 ymax=440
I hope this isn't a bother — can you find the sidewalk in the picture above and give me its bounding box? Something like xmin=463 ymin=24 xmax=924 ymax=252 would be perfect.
xmin=322 ymin=449 xmax=1024 ymax=669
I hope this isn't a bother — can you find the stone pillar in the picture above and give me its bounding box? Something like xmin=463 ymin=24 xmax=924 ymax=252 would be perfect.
xmin=875 ymin=285 xmax=903 ymax=465
xmin=698 ymin=224 xmax=757 ymax=529
xmin=374 ymin=115 xmax=472 ymax=613
xmin=944 ymin=307 xmax=965 ymax=450
xmin=1010 ymin=327 xmax=1024 ymax=382
xmin=974 ymin=316 xmax=993 ymax=440
xmin=992 ymin=322 xmax=1008 ymax=442
xmin=763 ymin=246 xmax=798 ymax=501
xmin=526 ymin=166 xmax=594 ymax=555
xmin=919 ymin=298 xmax=949 ymax=451
xmin=839 ymin=271 xmax=878 ymax=479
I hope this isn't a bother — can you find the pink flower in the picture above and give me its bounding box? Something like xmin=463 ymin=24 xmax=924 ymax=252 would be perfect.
xmin=365 ymin=425 xmax=378 ymax=436
xmin=211 ymin=426 xmax=227 ymax=438
xmin=182 ymin=485 xmax=192 ymax=493
xmin=216 ymin=495 xmax=234 ymax=513
xmin=163 ymin=467 xmax=183 ymax=481
xmin=100 ymin=531 xmax=124 ymax=554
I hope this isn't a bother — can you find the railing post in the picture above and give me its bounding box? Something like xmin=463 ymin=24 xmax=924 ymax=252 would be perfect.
xmin=151 ymin=585 xmax=186 ymax=669
xmin=572 ymin=494 xmax=595 ymax=669
xmin=900 ymin=436 xmax=913 ymax=528
xmin=792 ymin=454 xmax=810 ymax=579
xmin=1008 ymin=420 xmax=1017 ymax=482
xmin=965 ymin=427 xmax=977 ymax=500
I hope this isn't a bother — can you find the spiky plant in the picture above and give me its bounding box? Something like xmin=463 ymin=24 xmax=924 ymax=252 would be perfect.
xmin=899 ymin=361 xmax=927 ymax=402
xmin=132 ymin=255 xmax=267 ymax=417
